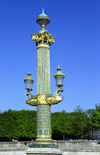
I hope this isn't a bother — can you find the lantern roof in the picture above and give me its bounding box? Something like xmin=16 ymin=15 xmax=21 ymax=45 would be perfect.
xmin=36 ymin=8 xmax=50 ymax=23
xmin=54 ymin=66 xmax=65 ymax=77
xmin=24 ymin=73 xmax=34 ymax=82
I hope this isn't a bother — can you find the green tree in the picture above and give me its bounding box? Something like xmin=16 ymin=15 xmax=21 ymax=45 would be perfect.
xmin=90 ymin=104 xmax=100 ymax=129
xmin=12 ymin=110 xmax=36 ymax=140
xmin=0 ymin=110 xmax=36 ymax=141
xmin=85 ymin=109 xmax=94 ymax=140
xmin=71 ymin=106 xmax=87 ymax=140
xmin=51 ymin=111 xmax=73 ymax=140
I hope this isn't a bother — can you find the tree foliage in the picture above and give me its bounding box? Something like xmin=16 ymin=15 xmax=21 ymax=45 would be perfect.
xmin=90 ymin=104 xmax=100 ymax=129
xmin=0 ymin=105 xmax=100 ymax=141
xmin=0 ymin=110 xmax=36 ymax=141
xmin=71 ymin=106 xmax=87 ymax=140
xmin=51 ymin=110 xmax=75 ymax=140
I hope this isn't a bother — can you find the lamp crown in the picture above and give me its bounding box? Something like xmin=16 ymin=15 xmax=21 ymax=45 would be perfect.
xmin=36 ymin=9 xmax=50 ymax=28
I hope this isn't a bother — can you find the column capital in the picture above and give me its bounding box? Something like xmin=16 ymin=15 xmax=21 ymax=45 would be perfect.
xmin=31 ymin=30 xmax=55 ymax=47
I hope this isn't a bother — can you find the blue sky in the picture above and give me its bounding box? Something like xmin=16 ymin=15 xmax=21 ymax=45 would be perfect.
xmin=0 ymin=0 xmax=100 ymax=113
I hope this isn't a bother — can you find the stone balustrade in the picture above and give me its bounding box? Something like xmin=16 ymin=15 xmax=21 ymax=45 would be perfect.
xmin=55 ymin=140 xmax=100 ymax=152
xmin=0 ymin=140 xmax=100 ymax=152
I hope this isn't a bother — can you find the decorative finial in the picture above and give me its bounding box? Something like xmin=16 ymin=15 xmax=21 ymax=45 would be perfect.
xmin=57 ymin=65 xmax=61 ymax=70
xmin=42 ymin=8 xmax=44 ymax=14
xmin=27 ymin=72 xmax=31 ymax=75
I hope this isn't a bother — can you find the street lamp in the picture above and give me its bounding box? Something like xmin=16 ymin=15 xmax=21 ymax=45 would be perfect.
xmin=54 ymin=65 xmax=65 ymax=88
xmin=24 ymin=9 xmax=65 ymax=148
xmin=24 ymin=73 xmax=34 ymax=96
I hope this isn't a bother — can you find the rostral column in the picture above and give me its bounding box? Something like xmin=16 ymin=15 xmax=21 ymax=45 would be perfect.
xmin=24 ymin=9 xmax=65 ymax=146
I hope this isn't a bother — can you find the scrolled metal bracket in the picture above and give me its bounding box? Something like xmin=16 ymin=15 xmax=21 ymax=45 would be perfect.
xmin=26 ymin=93 xmax=38 ymax=106
xmin=46 ymin=88 xmax=63 ymax=105
xmin=53 ymin=88 xmax=63 ymax=96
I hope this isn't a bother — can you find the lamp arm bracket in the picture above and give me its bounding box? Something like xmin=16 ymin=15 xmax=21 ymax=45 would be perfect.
xmin=46 ymin=88 xmax=63 ymax=105
xmin=53 ymin=88 xmax=63 ymax=96
xmin=46 ymin=95 xmax=63 ymax=105
xmin=26 ymin=94 xmax=38 ymax=106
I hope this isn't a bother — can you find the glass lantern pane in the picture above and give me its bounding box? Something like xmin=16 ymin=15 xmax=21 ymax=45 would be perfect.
xmin=25 ymin=81 xmax=29 ymax=89
xmin=30 ymin=82 xmax=33 ymax=90
xmin=25 ymin=80 xmax=33 ymax=90
xmin=56 ymin=77 xmax=63 ymax=86
xmin=37 ymin=19 xmax=49 ymax=27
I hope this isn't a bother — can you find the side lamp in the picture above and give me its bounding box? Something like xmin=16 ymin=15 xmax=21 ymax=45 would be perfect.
xmin=54 ymin=66 xmax=65 ymax=89
xmin=24 ymin=73 xmax=34 ymax=96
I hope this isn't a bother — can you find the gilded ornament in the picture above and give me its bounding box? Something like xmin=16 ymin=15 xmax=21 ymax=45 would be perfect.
xmin=37 ymin=44 xmax=50 ymax=50
xmin=35 ymin=139 xmax=53 ymax=141
xmin=26 ymin=98 xmax=37 ymax=106
xmin=37 ymin=112 xmax=50 ymax=114
xmin=37 ymin=114 xmax=50 ymax=117
xmin=31 ymin=31 xmax=55 ymax=46
xmin=41 ymin=135 xmax=46 ymax=138
xmin=31 ymin=34 xmax=40 ymax=42
xmin=37 ymin=126 xmax=51 ymax=128
xmin=46 ymin=96 xmax=63 ymax=105
xmin=34 ymin=142 xmax=54 ymax=145
xmin=37 ymin=95 xmax=47 ymax=104
xmin=41 ymin=24 xmax=46 ymax=28
xmin=37 ymin=120 xmax=51 ymax=122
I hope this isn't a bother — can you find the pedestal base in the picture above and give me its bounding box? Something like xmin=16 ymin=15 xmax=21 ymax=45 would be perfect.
xmin=26 ymin=146 xmax=62 ymax=155
xmin=29 ymin=144 xmax=58 ymax=148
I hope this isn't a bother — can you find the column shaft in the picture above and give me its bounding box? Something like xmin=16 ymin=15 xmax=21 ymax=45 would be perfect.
xmin=35 ymin=104 xmax=53 ymax=145
xmin=34 ymin=45 xmax=54 ymax=145
xmin=37 ymin=46 xmax=50 ymax=95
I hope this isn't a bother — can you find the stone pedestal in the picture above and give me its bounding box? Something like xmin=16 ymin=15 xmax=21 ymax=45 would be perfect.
xmin=26 ymin=147 xmax=62 ymax=155
xmin=26 ymin=144 xmax=62 ymax=155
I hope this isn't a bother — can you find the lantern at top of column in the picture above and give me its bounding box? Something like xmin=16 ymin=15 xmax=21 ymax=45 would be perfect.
xmin=36 ymin=8 xmax=50 ymax=29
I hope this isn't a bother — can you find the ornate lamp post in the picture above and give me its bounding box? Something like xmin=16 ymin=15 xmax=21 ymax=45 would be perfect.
xmin=24 ymin=9 xmax=65 ymax=148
